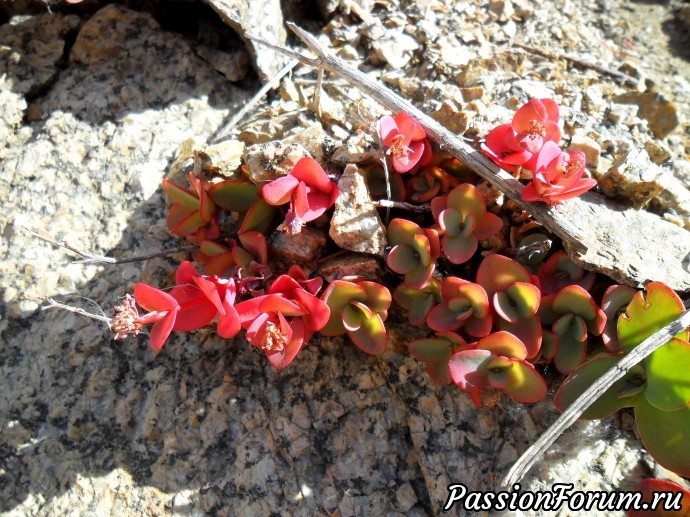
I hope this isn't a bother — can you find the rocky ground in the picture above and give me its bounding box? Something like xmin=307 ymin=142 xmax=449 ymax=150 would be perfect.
xmin=1 ymin=0 xmax=689 ymax=515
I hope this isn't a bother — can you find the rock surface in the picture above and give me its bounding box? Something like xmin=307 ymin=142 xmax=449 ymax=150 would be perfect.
xmin=2 ymin=1 xmax=690 ymax=516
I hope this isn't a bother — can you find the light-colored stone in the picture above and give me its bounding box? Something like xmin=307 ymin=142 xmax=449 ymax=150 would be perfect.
xmin=329 ymin=164 xmax=387 ymax=256
xmin=612 ymin=91 xmax=679 ymax=139
xmin=330 ymin=129 xmax=383 ymax=165
xmin=202 ymin=0 xmax=287 ymax=82
xmin=595 ymin=148 xmax=665 ymax=209
xmin=569 ymin=135 xmax=601 ymax=170
xmin=559 ymin=192 xmax=690 ymax=291
xmin=645 ymin=139 xmax=672 ymax=164
xmin=430 ymin=101 xmax=475 ymax=135
xmin=242 ymin=141 xmax=311 ymax=184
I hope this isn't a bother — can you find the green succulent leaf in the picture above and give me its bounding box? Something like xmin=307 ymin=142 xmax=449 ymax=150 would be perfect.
xmin=408 ymin=337 xmax=454 ymax=385
xmin=645 ymin=338 xmax=690 ymax=411
xmin=491 ymin=359 xmax=547 ymax=404
xmin=348 ymin=311 xmax=387 ymax=355
xmin=553 ymin=323 xmax=587 ymax=374
xmin=162 ymin=179 xmax=199 ymax=208
xmin=554 ymin=354 xmax=644 ymax=419
xmin=506 ymin=282 xmax=541 ymax=318
xmin=387 ymin=218 xmax=421 ymax=246
xmin=635 ymin=396 xmax=690 ymax=477
xmin=448 ymin=349 xmax=492 ymax=392
xmin=387 ymin=245 xmax=418 ymax=274
xmin=476 ymin=331 xmax=527 ymax=360
xmin=447 ymin=183 xmax=485 ymax=221
xmin=208 ymin=180 xmax=259 ymax=212
xmin=476 ymin=254 xmax=531 ymax=299
xmin=320 ymin=281 xmax=367 ymax=336
xmin=443 ymin=233 xmax=477 ymax=265
xmin=239 ymin=198 xmax=276 ymax=234
xmin=552 ymin=285 xmax=599 ymax=321
xmin=618 ymin=281 xmax=689 ymax=354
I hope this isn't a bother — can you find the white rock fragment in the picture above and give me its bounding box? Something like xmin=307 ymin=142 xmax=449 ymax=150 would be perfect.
xmin=329 ymin=164 xmax=387 ymax=256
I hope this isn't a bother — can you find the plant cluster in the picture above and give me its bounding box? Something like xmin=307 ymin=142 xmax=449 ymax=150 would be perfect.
xmin=111 ymin=99 xmax=690 ymax=478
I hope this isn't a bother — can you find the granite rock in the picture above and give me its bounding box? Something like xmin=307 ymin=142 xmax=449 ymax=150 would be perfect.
xmin=242 ymin=141 xmax=311 ymax=184
xmin=268 ymin=226 xmax=328 ymax=265
xmin=612 ymin=91 xmax=679 ymax=139
xmin=595 ymin=148 xmax=665 ymax=209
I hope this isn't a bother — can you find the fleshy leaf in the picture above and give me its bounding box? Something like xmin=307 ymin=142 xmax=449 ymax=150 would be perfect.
xmin=601 ymin=284 xmax=637 ymax=353
xmin=348 ymin=312 xmax=387 ymax=355
xmin=635 ymin=397 xmax=690 ymax=477
xmin=239 ymin=198 xmax=276 ymax=234
xmin=408 ymin=337 xmax=457 ymax=385
xmin=554 ymin=354 xmax=643 ymax=419
xmin=494 ymin=359 xmax=548 ymax=404
xmin=645 ymin=338 xmax=690 ymax=411
xmin=618 ymin=281 xmax=688 ymax=354
xmin=208 ymin=180 xmax=259 ymax=212
xmin=162 ymin=179 xmax=199 ymax=208
xmin=629 ymin=479 xmax=690 ymax=517
xmin=476 ymin=331 xmax=527 ymax=359
xmin=448 ymin=349 xmax=492 ymax=391
xmin=476 ymin=254 xmax=531 ymax=299
xmin=320 ymin=281 xmax=367 ymax=336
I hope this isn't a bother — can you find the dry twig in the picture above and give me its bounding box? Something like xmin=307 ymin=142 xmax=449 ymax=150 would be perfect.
xmin=246 ymin=24 xmax=588 ymax=255
xmin=514 ymin=43 xmax=638 ymax=87
xmin=39 ymin=297 xmax=112 ymax=325
xmin=22 ymin=225 xmax=197 ymax=264
xmin=373 ymin=199 xmax=431 ymax=213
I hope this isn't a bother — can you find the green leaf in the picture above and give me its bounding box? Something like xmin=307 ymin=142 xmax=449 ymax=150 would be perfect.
xmin=506 ymin=282 xmax=541 ymax=318
xmin=645 ymin=338 xmax=690 ymax=411
xmin=553 ymin=325 xmax=587 ymax=374
xmin=208 ymin=180 xmax=259 ymax=212
xmin=387 ymin=218 xmax=421 ymax=246
xmin=635 ymin=396 xmax=690 ymax=477
xmin=476 ymin=254 xmax=531 ymax=299
xmin=348 ymin=312 xmax=387 ymax=355
xmin=408 ymin=338 xmax=454 ymax=385
xmin=618 ymin=281 xmax=688 ymax=354
xmin=239 ymin=198 xmax=275 ymax=234
xmin=554 ymin=354 xmax=643 ymax=419
xmin=552 ymin=285 xmax=598 ymax=321
xmin=494 ymin=359 xmax=547 ymax=404
xmin=162 ymin=179 xmax=199 ymax=208
xmin=476 ymin=331 xmax=527 ymax=360
xmin=320 ymin=281 xmax=367 ymax=336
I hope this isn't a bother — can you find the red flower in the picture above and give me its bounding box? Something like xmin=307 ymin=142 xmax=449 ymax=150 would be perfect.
xmin=481 ymin=98 xmax=561 ymax=172
xmin=262 ymin=157 xmax=340 ymax=234
xmin=511 ymin=98 xmax=561 ymax=155
xmin=170 ymin=261 xmax=241 ymax=339
xmin=131 ymin=283 xmax=180 ymax=351
xmin=522 ymin=142 xmax=597 ymax=205
xmin=379 ymin=113 xmax=432 ymax=173
xmin=235 ymin=266 xmax=330 ymax=369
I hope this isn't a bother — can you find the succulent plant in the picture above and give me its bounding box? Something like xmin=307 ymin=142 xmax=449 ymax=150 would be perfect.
xmin=600 ymin=284 xmax=637 ymax=353
xmin=537 ymin=250 xmax=596 ymax=295
xmin=393 ymin=277 xmax=442 ymax=326
xmin=476 ymin=254 xmax=542 ymax=358
xmin=431 ymin=183 xmax=502 ymax=264
xmin=481 ymin=98 xmax=560 ymax=173
xmin=386 ymin=218 xmax=440 ymax=289
xmin=406 ymin=165 xmax=458 ymax=203
xmin=521 ymin=143 xmax=597 ymax=205
xmin=555 ymin=282 xmax=690 ymax=477
xmin=425 ymin=276 xmax=492 ymax=337
xmin=409 ymin=331 xmax=466 ymax=385
xmin=538 ymin=285 xmax=606 ymax=373
xmin=234 ymin=266 xmax=330 ymax=369
xmin=320 ymin=277 xmax=392 ymax=355
xmin=163 ymin=173 xmax=219 ymax=243
xmin=448 ymin=331 xmax=548 ymax=408
xmin=200 ymin=231 xmax=268 ymax=277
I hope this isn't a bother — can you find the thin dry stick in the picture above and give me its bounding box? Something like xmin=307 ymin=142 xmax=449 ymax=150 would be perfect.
xmin=40 ymin=297 xmax=113 ymax=325
xmin=514 ymin=43 xmax=638 ymax=87
xmin=211 ymin=58 xmax=300 ymax=143
xmin=247 ymin=24 xmax=588 ymax=255
xmin=373 ymin=199 xmax=431 ymax=213
xmin=503 ymin=305 xmax=690 ymax=486
xmin=22 ymin=225 xmax=197 ymax=265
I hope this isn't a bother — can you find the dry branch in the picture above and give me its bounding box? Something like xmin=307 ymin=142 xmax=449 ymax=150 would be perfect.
xmin=246 ymin=24 xmax=588 ymax=255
